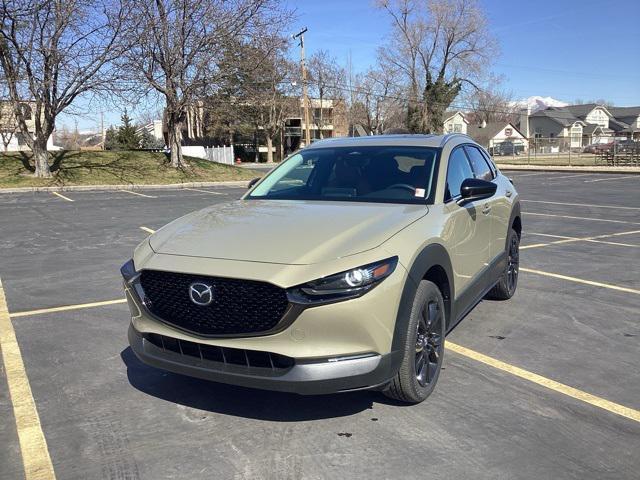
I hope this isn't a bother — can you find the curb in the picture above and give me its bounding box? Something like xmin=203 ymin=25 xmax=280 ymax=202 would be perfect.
xmin=496 ymin=164 xmax=640 ymax=174
xmin=0 ymin=180 xmax=252 ymax=194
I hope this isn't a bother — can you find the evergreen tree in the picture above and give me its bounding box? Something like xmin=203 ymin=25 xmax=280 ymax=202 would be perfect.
xmin=117 ymin=109 xmax=141 ymax=149
xmin=104 ymin=126 xmax=120 ymax=150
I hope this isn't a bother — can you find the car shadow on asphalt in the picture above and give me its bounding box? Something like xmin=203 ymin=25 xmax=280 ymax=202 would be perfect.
xmin=121 ymin=347 xmax=404 ymax=421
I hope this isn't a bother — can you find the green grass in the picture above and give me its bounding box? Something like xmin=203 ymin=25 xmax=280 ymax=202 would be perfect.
xmin=0 ymin=150 xmax=258 ymax=188
xmin=493 ymin=154 xmax=604 ymax=167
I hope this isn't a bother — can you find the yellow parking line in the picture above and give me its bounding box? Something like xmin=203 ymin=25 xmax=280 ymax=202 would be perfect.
xmin=521 ymin=267 xmax=640 ymax=295
xmin=446 ymin=341 xmax=640 ymax=423
xmin=139 ymin=226 xmax=156 ymax=234
xmin=118 ymin=190 xmax=157 ymax=198
xmin=521 ymin=199 xmax=640 ymax=211
xmin=0 ymin=278 xmax=56 ymax=480
xmin=50 ymin=192 xmax=73 ymax=202
xmin=525 ymin=212 xmax=640 ymax=226
xmin=9 ymin=299 xmax=127 ymax=319
xmin=7 ymin=291 xmax=639 ymax=424
xmin=184 ymin=188 xmax=222 ymax=195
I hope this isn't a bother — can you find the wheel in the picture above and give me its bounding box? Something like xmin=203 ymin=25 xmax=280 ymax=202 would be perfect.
xmin=383 ymin=280 xmax=445 ymax=404
xmin=486 ymin=228 xmax=520 ymax=300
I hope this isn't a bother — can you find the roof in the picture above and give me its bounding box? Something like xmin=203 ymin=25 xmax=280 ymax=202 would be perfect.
xmin=443 ymin=110 xmax=469 ymax=124
xmin=529 ymin=107 xmax=580 ymax=126
xmin=608 ymin=106 xmax=640 ymax=120
xmin=467 ymin=122 xmax=524 ymax=147
xmin=582 ymin=124 xmax=613 ymax=135
xmin=306 ymin=134 xmax=465 ymax=149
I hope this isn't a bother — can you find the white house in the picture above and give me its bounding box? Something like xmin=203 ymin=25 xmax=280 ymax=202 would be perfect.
xmin=443 ymin=111 xmax=468 ymax=134
xmin=0 ymin=101 xmax=59 ymax=152
xmin=467 ymin=121 xmax=529 ymax=153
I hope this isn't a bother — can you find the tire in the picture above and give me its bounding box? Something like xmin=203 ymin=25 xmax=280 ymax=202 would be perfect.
xmin=383 ymin=280 xmax=445 ymax=404
xmin=486 ymin=228 xmax=520 ymax=300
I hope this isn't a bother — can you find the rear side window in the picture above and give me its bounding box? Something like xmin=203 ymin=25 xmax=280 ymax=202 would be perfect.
xmin=445 ymin=147 xmax=474 ymax=201
xmin=464 ymin=146 xmax=494 ymax=181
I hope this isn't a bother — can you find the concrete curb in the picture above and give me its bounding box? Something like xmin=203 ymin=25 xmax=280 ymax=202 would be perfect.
xmin=496 ymin=164 xmax=640 ymax=174
xmin=0 ymin=180 xmax=252 ymax=194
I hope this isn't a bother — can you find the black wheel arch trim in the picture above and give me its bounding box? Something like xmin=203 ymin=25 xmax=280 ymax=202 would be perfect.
xmin=390 ymin=243 xmax=454 ymax=363
xmin=508 ymin=201 xmax=522 ymax=249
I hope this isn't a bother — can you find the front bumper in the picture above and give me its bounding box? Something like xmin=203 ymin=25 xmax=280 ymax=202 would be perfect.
xmin=128 ymin=324 xmax=399 ymax=394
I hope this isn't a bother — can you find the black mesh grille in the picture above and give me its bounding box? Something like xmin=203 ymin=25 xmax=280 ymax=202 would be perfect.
xmin=139 ymin=270 xmax=289 ymax=336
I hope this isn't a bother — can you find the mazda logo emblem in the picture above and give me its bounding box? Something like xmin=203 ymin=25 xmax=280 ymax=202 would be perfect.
xmin=189 ymin=282 xmax=213 ymax=306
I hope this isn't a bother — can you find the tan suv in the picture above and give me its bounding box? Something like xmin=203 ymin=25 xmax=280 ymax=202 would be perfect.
xmin=122 ymin=134 xmax=521 ymax=403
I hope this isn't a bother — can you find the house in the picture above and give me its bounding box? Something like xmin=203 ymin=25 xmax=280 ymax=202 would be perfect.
xmin=467 ymin=121 xmax=529 ymax=154
xmin=443 ymin=111 xmax=468 ymax=134
xmin=0 ymin=101 xmax=57 ymax=152
xmin=520 ymin=103 xmax=639 ymax=148
xmin=607 ymin=107 xmax=640 ymax=139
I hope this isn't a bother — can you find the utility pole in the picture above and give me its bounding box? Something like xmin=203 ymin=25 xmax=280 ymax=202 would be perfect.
xmin=293 ymin=27 xmax=311 ymax=147
xmin=100 ymin=111 xmax=105 ymax=149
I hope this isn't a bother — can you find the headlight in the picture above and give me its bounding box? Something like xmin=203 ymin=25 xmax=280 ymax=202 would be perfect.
xmin=288 ymin=257 xmax=398 ymax=305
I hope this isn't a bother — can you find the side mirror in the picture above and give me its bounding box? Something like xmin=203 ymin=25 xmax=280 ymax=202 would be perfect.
xmin=458 ymin=178 xmax=497 ymax=205
xmin=247 ymin=177 xmax=260 ymax=189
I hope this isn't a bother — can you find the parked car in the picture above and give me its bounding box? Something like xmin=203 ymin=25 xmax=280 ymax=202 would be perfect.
xmin=615 ymin=139 xmax=638 ymax=153
xmin=491 ymin=141 xmax=525 ymax=156
xmin=583 ymin=142 xmax=613 ymax=154
xmin=122 ymin=134 xmax=521 ymax=404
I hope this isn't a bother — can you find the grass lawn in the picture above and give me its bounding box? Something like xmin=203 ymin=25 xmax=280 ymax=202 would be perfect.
xmin=0 ymin=150 xmax=258 ymax=188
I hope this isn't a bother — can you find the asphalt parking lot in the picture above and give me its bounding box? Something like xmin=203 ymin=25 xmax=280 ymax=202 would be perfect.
xmin=1 ymin=171 xmax=639 ymax=480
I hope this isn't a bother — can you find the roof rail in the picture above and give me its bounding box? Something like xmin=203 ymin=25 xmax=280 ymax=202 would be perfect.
xmin=439 ymin=133 xmax=472 ymax=147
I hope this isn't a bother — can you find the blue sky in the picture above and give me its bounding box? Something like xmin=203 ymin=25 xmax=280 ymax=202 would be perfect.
xmin=66 ymin=0 xmax=639 ymax=130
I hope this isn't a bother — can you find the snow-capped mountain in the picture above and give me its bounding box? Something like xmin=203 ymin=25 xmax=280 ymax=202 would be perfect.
xmin=514 ymin=96 xmax=568 ymax=113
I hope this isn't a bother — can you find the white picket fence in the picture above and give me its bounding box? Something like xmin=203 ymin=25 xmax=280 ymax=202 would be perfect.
xmin=181 ymin=145 xmax=235 ymax=165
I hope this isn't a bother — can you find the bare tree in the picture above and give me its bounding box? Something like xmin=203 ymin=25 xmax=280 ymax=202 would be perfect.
xmin=0 ymin=0 xmax=127 ymax=177
xmin=465 ymin=75 xmax=516 ymax=125
xmin=307 ymin=50 xmax=345 ymax=139
xmin=123 ymin=0 xmax=286 ymax=168
xmin=351 ymin=68 xmax=405 ymax=135
xmin=377 ymin=0 xmax=496 ymax=133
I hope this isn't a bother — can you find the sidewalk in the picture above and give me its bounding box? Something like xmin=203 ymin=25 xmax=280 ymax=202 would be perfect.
xmin=0 ymin=180 xmax=252 ymax=194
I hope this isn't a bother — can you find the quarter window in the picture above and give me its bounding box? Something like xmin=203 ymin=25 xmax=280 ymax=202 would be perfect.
xmin=464 ymin=146 xmax=494 ymax=181
xmin=445 ymin=147 xmax=474 ymax=201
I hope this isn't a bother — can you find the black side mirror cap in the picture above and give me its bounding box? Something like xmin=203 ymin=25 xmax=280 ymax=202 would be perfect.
xmin=458 ymin=178 xmax=497 ymax=205
xmin=247 ymin=177 xmax=260 ymax=189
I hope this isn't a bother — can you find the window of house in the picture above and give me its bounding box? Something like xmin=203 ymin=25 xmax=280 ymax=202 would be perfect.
xmin=464 ymin=145 xmax=494 ymax=181
xmin=18 ymin=103 xmax=32 ymax=121
xmin=445 ymin=147 xmax=474 ymax=201
xmin=453 ymin=123 xmax=462 ymax=133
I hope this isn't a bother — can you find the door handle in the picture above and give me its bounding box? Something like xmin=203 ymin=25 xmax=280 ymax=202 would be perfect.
xmin=482 ymin=204 xmax=491 ymax=215
xmin=505 ymin=190 xmax=513 ymax=198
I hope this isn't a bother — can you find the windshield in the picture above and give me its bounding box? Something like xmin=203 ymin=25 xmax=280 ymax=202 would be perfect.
xmin=247 ymin=145 xmax=440 ymax=204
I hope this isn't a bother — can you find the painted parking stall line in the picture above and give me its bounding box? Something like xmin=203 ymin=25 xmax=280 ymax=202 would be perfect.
xmin=118 ymin=190 xmax=157 ymax=198
xmin=0 ymin=278 xmax=56 ymax=480
xmin=446 ymin=342 xmax=640 ymax=423
xmin=521 ymin=199 xmax=640 ymax=211
xmin=139 ymin=226 xmax=156 ymax=234
xmin=521 ymin=230 xmax=640 ymax=250
xmin=184 ymin=187 xmax=223 ymax=195
xmin=525 ymin=212 xmax=640 ymax=226
xmin=584 ymin=175 xmax=639 ymax=183
xmin=9 ymin=298 xmax=127 ymax=319
xmin=50 ymin=192 xmax=73 ymax=202
xmin=521 ymin=267 xmax=640 ymax=295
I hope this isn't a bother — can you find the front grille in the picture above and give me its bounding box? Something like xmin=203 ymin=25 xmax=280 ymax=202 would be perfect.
xmin=139 ymin=270 xmax=289 ymax=336
xmin=144 ymin=333 xmax=294 ymax=370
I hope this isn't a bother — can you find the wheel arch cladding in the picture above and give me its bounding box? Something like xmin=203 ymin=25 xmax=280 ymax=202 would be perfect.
xmin=509 ymin=202 xmax=522 ymax=244
xmin=391 ymin=243 xmax=454 ymax=358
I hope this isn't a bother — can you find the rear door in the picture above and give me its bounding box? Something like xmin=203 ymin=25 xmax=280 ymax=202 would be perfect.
xmin=443 ymin=146 xmax=493 ymax=293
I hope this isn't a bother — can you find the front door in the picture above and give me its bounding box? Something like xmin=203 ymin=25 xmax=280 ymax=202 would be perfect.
xmin=442 ymin=147 xmax=493 ymax=295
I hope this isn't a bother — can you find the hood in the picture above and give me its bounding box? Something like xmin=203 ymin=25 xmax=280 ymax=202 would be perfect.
xmin=149 ymin=200 xmax=427 ymax=265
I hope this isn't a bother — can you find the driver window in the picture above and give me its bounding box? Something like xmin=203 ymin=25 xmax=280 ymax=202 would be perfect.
xmin=445 ymin=147 xmax=474 ymax=201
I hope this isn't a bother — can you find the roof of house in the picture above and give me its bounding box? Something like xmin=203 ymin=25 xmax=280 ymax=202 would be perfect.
xmin=529 ymin=107 xmax=579 ymax=127
xmin=467 ymin=122 xmax=523 ymax=146
xmin=608 ymin=117 xmax=630 ymax=132
xmin=443 ymin=110 xmax=468 ymax=124
xmin=608 ymin=106 xmax=640 ymax=118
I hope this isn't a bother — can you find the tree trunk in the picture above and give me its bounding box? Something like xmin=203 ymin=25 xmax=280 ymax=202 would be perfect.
xmin=32 ymin=135 xmax=51 ymax=178
xmin=265 ymin=135 xmax=273 ymax=163
xmin=168 ymin=120 xmax=184 ymax=168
